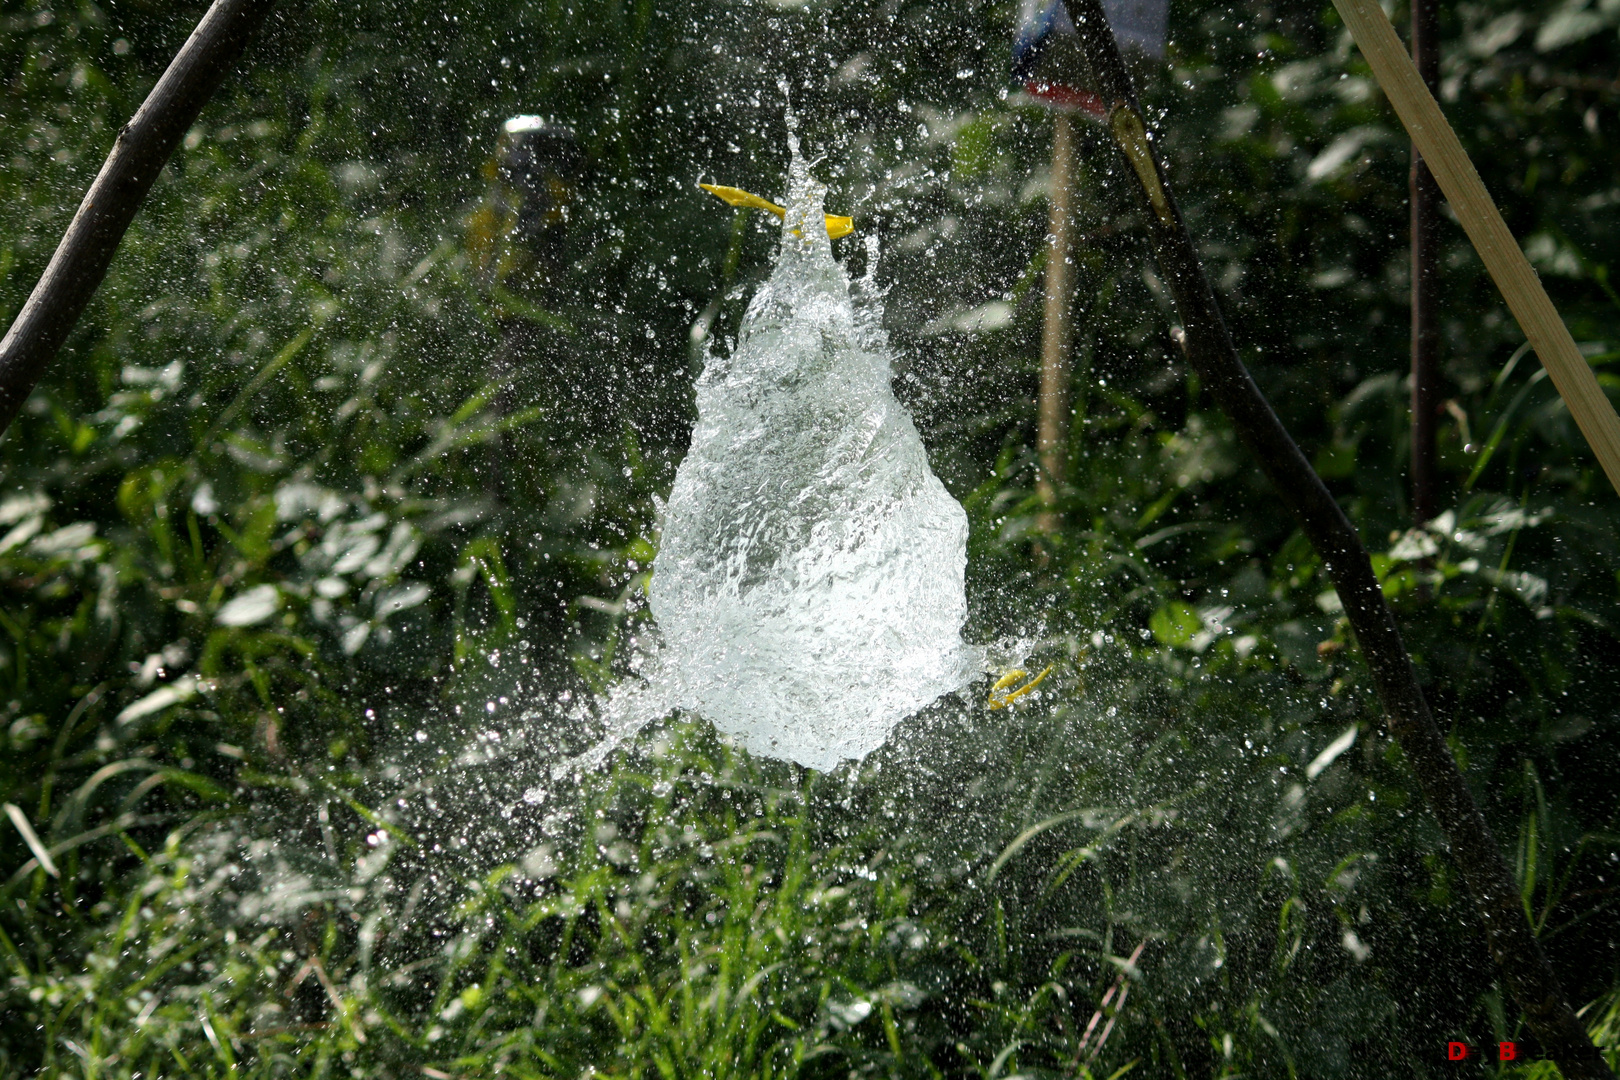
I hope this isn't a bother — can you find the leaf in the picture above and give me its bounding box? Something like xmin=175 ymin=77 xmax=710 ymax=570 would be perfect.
xmin=216 ymin=584 xmax=281 ymax=627
xmin=1306 ymin=726 xmax=1359 ymax=780
xmin=3 ymin=803 xmax=58 ymax=877
xmin=116 ymin=676 xmax=201 ymax=725
xmin=1313 ymin=440 xmax=1358 ymax=480
xmin=1536 ymin=5 xmax=1610 ymax=50
xmin=376 ymin=582 xmax=431 ymax=618
xmin=1149 ymin=602 xmax=1201 ymax=647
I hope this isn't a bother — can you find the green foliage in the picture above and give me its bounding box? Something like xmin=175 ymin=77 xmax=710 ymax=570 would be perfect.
xmin=3 ymin=0 xmax=1620 ymax=1075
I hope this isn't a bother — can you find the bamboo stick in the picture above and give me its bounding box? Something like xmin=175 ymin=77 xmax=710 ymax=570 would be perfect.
xmin=1332 ymin=0 xmax=1620 ymax=494
xmin=1037 ymin=112 xmax=1078 ymax=526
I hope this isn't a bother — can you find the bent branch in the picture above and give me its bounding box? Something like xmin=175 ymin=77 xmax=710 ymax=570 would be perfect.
xmin=0 ymin=0 xmax=278 ymax=436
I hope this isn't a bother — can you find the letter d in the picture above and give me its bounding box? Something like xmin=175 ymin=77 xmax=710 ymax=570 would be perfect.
xmin=1499 ymin=1042 xmax=1517 ymax=1061
xmin=1448 ymin=1042 xmax=1469 ymax=1060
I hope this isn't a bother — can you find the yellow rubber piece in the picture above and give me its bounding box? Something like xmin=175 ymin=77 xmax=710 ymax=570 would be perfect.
xmin=700 ymin=183 xmax=854 ymax=240
xmin=987 ymin=664 xmax=1055 ymax=710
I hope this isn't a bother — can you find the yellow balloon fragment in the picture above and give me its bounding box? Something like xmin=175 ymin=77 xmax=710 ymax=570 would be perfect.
xmin=987 ymin=664 xmax=1055 ymax=710
xmin=699 ymin=182 xmax=854 ymax=239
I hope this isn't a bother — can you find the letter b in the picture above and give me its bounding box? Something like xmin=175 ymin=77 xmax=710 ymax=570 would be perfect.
xmin=1499 ymin=1042 xmax=1517 ymax=1061
xmin=1448 ymin=1042 xmax=1470 ymax=1061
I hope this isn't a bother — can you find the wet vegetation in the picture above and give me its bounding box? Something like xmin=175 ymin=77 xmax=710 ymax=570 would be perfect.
xmin=3 ymin=0 xmax=1620 ymax=1075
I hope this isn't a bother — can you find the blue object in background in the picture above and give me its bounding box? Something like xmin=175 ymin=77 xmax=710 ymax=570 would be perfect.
xmin=1013 ymin=0 xmax=1168 ymax=112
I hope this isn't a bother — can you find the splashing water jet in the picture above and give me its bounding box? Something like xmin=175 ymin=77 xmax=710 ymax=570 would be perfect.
xmin=587 ymin=137 xmax=982 ymax=773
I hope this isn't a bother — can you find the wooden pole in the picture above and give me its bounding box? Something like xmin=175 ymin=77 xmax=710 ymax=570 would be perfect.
xmin=1409 ymin=0 xmax=1441 ymax=523
xmin=1037 ymin=112 xmax=1078 ymax=526
xmin=0 ymin=0 xmax=278 ymax=437
xmin=1333 ymin=0 xmax=1620 ymax=495
xmin=1052 ymin=0 xmax=1613 ymax=1071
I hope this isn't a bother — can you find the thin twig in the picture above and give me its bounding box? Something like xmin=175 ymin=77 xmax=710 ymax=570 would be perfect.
xmin=308 ymin=956 xmax=366 ymax=1044
xmin=1409 ymin=0 xmax=1441 ymax=524
xmin=0 ymin=0 xmax=278 ymax=436
xmin=1334 ymin=0 xmax=1620 ymax=493
xmin=1074 ymin=940 xmax=1145 ymax=1067
xmin=1050 ymin=1 xmax=1613 ymax=1075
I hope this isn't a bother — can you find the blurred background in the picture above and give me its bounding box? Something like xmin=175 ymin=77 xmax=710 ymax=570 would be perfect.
xmin=1 ymin=0 xmax=1618 ymax=1074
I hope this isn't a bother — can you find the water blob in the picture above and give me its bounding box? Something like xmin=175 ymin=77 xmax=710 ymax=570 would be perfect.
xmin=593 ymin=135 xmax=983 ymax=773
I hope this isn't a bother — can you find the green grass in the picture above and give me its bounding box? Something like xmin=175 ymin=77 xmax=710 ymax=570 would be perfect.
xmin=7 ymin=652 xmax=1617 ymax=1078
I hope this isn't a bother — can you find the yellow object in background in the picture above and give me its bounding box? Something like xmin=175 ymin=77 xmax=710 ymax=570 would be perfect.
xmin=700 ymin=183 xmax=854 ymax=239
xmin=987 ymin=665 xmax=1054 ymax=710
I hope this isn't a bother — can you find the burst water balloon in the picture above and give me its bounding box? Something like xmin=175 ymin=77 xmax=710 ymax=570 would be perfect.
xmin=640 ymin=140 xmax=981 ymax=771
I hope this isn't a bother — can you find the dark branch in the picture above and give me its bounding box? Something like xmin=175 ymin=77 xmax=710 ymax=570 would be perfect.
xmin=0 ymin=0 xmax=279 ymax=436
xmin=1410 ymin=0 xmax=1442 ymax=525
xmin=1056 ymin=0 xmax=1613 ymax=1074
